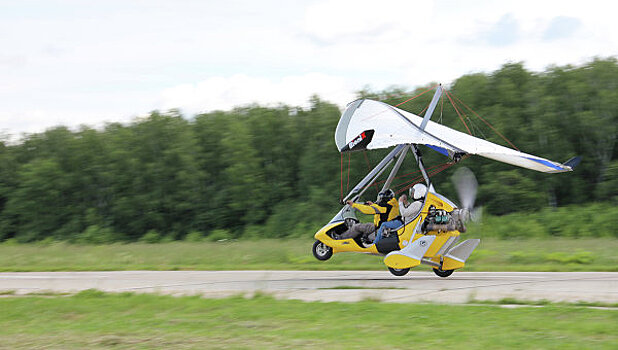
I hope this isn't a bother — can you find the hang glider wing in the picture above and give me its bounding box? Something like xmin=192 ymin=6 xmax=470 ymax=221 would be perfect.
xmin=335 ymin=99 xmax=575 ymax=173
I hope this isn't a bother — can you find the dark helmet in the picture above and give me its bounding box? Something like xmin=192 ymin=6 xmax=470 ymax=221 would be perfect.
xmin=377 ymin=189 xmax=395 ymax=203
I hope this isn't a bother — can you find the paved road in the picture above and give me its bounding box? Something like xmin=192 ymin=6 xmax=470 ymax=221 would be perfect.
xmin=1 ymin=271 xmax=617 ymax=304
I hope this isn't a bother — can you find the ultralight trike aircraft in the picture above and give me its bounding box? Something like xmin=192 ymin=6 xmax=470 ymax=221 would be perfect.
xmin=311 ymin=85 xmax=580 ymax=277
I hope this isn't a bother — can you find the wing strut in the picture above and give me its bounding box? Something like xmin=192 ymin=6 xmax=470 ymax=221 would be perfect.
xmin=381 ymin=145 xmax=410 ymax=192
xmin=329 ymin=145 xmax=407 ymax=224
xmin=416 ymin=85 xmax=442 ymax=190
xmin=420 ymin=85 xmax=442 ymax=130
xmin=341 ymin=144 xmax=408 ymax=204
xmin=411 ymin=144 xmax=432 ymax=188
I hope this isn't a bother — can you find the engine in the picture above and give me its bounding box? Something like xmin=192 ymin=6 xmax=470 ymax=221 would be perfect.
xmin=422 ymin=205 xmax=467 ymax=233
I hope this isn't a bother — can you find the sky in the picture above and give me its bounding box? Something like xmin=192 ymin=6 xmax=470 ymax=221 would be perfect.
xmin=1 ymin=0 xmax=616 ymax=136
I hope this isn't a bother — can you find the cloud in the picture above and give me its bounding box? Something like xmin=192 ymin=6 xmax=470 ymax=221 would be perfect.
xmin=542 ymin=16 xmax=581 ymax=41
xmin=481 ymin=13 xmax=520 ymax=47
xmin=0 ymin=108 xmax=133 ymax=140
xmin=0 ymin=54 xmax=28 ymax=68
xmin=302 ymin=0 xmax=433 ymax=45
xmin=157 ymin=73 xmax=357 ymax=114
xmin=0 ymin=1 xmax=616 ymax=135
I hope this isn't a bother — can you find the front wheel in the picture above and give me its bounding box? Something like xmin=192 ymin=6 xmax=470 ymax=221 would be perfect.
xmin=433 ymin=268 xmax=454 ymax=278
xmin=388 ymin=267 xmax=410 ymax=276
xmin=312 ymin=240 xmax=333 ymax=261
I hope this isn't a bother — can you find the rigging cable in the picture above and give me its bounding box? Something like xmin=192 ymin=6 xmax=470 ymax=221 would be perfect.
xmin=394 ymin=153 xmax=471 ymax=195
xmin=362 ymin=151 xmax=381 ymax=192
xmin=449 ymin=91 xmax=520 ymax=151
xmin=444 ymin=89 xmax=472 ymax=135
xmin=340 ymin=85 xmax=486 ymax=201
xmin=394 ymin=84 xmax=439 ymax=107
xmin=394 ymin=174 xmax=425 ymax=194
xmin=418 ymin=103 xmax=429 ymax=116
xmin=391 ymin=162 xmax=450 ymax=192
xmin=346 ymin=152 xmax=351 ymax=192
xmin=385 ymin=161 xmax=445 ymax=187
xmin=339 ymin=153 xmax=344 ymax=202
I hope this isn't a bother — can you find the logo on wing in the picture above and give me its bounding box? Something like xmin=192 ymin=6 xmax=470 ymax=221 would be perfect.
xmin=348 ymin=132 xmax=366 ymax=149
xmin=340 ymin=129 xmax=375 ymax=152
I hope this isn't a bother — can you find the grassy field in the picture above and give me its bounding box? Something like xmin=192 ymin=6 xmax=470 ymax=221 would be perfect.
xmin=0 ymin=237 xmax=616 ymax=272
xmin=0 ymin=291 xmax=615 ymax=349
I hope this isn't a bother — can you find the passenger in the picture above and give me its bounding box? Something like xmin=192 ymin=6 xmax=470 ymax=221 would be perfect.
xmin=401 ymin=183 xmax=426 ymax=220
xmin=337 ymin=189 xmax=400 ymax=241
xmin=375 ymin=183 xmax=426 ymax=244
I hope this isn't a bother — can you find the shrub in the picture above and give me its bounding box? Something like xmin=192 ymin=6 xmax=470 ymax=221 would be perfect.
xmin=207 ymin=229 xmax=232 ymax=242
xmin=467 ymin=203 xmax=618 ymax=239
xmin=159 ymin=235 xmax=175 ymax=243
xmin=2 ymin=238 xmax=19 ymax=246
xmin=139 ymin=230 xmax=162 ymax=243
xmin=184 ymin=230 xmax=205 ymax=242
xmin=37 ymin=236 xmax=58 ymax=245
xmin=242 ymin=225 xmax=265 ymax=240
xmin=75 ymin=225 xmax=119 ymax=244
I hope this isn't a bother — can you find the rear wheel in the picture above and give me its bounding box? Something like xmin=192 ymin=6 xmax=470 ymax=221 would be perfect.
xmin=312 ymin=240 xmax=333 ymax=261
xmin=433 ymin=268 xmax=454 ymax=278
xmin=388 ymin=267 xmax=410 ymax=276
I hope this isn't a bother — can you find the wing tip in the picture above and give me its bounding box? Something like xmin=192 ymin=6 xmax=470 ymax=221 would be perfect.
xmin=563 ymin=156 xmax=582 ymax=170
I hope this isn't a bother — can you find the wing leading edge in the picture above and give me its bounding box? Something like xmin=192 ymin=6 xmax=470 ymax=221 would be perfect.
xmin=334 ymin=99 xmax=575 ymax=173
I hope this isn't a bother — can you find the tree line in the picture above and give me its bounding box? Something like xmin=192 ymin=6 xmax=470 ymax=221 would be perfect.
xmin=0 ymin=58 xmax=615 ymax=242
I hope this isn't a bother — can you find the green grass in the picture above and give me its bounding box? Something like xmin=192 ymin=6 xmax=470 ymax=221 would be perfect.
xmin=464 ymin=237 xmax=618 ymax=271
xmin=0 ymin=292 xmax=616 ymax=349
xmin=468 ymin=298 xmax=618 ymax=308
xmin=0 ymin=237 xmax=616 ymax=272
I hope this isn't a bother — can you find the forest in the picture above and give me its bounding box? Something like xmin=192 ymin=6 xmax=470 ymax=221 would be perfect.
xmin=0 ymin=58 xmax=615 ymax=243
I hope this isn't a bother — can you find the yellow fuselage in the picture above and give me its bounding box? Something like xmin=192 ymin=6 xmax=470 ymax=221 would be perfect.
xmin=314 ymin=192 xmax=460 ymax=260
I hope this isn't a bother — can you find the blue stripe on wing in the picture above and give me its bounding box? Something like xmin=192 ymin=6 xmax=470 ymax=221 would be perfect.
xmin=523 ymin=157 xmax=564 ymax=171
xmin=425 ymin=144 xmax=449 ymax=156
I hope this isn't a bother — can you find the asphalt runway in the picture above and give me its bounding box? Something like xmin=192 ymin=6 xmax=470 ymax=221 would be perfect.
xmin=1 ymin=271 xmax=617 ymax=304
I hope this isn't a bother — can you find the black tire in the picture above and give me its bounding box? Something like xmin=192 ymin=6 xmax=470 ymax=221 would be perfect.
xmin=433 ymin=268 xmax=454 ymax=278
xmin=388 ymin=267 xmax=410 ymax=276
xmin=312 ymin=240 xmax=333 ymax=261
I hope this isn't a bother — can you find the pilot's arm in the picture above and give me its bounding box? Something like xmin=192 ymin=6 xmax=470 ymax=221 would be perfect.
xmin=348 ymin=201 xmax=387 ymax=215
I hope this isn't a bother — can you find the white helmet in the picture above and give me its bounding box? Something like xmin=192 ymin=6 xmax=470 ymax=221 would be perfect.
xmin=410 ymin=183 xmax=427 ymax=200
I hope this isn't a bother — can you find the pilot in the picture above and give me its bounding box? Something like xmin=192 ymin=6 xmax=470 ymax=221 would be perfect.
xmin=374 ymin=183 xmax=427 ymax=244
xmin=338 ymin=189 xmax=400 ymax=241
xmin=372 ymin=189 xmax=404 ymax=245
xmin=375 ymin=184 xmax=427 ymax=244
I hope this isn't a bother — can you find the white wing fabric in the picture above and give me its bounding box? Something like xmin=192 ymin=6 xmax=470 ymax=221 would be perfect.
xmin=335 ymin=99 xmax=573 ymax=173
